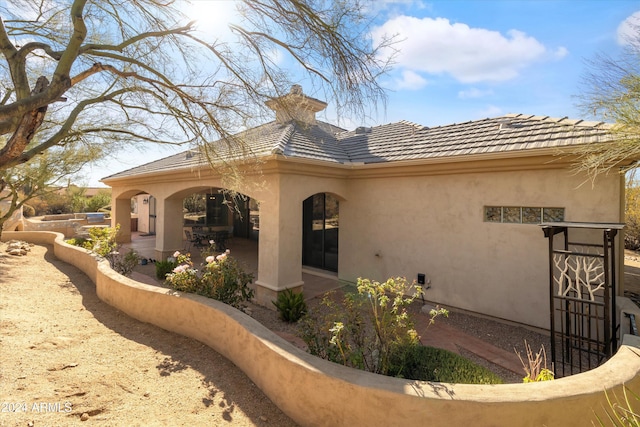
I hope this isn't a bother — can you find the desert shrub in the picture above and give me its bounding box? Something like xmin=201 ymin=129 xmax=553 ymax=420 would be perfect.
xmin=166 ymin=250 xmax=254 ymax=310
xmin=273 ymin=289 xmax=307 ymax=322
xmin=390 ymin=344 xmax=503 ymax=384
xmin=299 ymin=277 xmax=448 ymax=376
xmin=45 ymin=198 xmax=73 ymax=215
xmin=515 ymin=340 xmax=554 ymax=383
xmin=65 ymin=237 xmax=89 ymax=247
xmin=626 ymin=185 xmax=640 ymax=250
xmin=156 ymin=260 xmax=178 ymax=280
xmin=110 ymin=249 xmax=140 ymax=277
xmin=83 ymin=226 xmax=118 ymax=257
xmin=22 ymin=203 xmax=35 ymax=217
xmin=27 ymin=197 xmax=50 ymax=216
xmin=66 ymin=225 xmax=139 ymax=277
xmin=594 ymin=384 xmax=640 ymax=427
xmin=85 ymin=190 xmax=112 ymax=213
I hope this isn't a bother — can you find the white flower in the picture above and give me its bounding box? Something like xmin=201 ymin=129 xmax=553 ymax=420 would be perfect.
xmin=173 ymin=251 xmax=181 ymax=258
xmin=216 ymin=253 xmax=227 ymax=261
xmin=209 ymin=240 xmax=215 ymax=245
xmin=205 ymin=256 xmax=216 ymax=264
xmin=173 ymin=264 xmax=188 ymax=273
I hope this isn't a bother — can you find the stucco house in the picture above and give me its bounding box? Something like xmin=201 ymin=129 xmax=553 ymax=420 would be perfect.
xmin=102 ymin=86 xmax=630 ymax=330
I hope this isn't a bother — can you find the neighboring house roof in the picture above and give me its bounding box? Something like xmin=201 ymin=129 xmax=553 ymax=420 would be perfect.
xmin=102 ymin=113 xmax=614 ymax=181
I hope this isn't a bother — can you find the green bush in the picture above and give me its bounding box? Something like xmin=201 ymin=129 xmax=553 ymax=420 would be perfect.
xmin=65 ymin=225 xmax=139 ymax=277
xmin=156 ymin=260 xmax=178 ymax=280
xmin=299 ymin=277 xmax=447 ymax=376
xmin=166 ymin=251 xmax=254 ymax=310
xmin=65 ymin=237 xmax=89 ymax=247
xmin=273 ymin=289 xmax=307 ymax=322
xmin=626 ymin=185 xmax=640 ymax=250
xmin=390 ymin=344 xmax=503 ymax=384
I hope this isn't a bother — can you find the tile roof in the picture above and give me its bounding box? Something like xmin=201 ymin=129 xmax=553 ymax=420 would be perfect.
xmin=102 ymin=113 xmax=614 ymax=180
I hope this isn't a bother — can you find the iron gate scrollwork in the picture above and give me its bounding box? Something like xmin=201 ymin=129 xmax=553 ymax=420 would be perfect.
xmin=541 ymin=222 xmax=624 ymax=377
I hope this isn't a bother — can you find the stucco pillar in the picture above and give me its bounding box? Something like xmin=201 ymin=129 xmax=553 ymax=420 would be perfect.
xmin=113 ymin=197 xmax=132 ymax=243
xmin=254 ymin=195 xmax=304 ymax=307
xmin=154 ymin=197 xmax=184 ymax=261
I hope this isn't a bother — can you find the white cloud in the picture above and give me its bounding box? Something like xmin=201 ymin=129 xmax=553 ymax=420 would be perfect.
xmin=553 ymin=46 xmax=569 ymax=59
xmin=373 ymin=16 xmax=560 ymax=84
xmin=394 ymin=69 xmax=428 ymax=90
xmin=617 ymin=11 xmax=640 ymax=46
xmin=458 ymin=88 xmax=493 ymax=99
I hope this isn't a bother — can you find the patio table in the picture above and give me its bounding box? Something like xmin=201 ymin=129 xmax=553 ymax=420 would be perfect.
xmin=193 ymin=229 xmax=228 ymax=251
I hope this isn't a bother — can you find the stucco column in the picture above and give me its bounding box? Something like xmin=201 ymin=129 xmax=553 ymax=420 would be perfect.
xmin=113 ymin=197 xmax=132 ymax=243
xmin=154 ymin=197 xmax=184 ymax=261
xmin=254 ymin=194 xmax=304 ymax=307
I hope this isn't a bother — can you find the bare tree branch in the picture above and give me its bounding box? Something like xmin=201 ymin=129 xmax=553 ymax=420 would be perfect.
xmin=0 ymin=0 xmax=392 ymax=174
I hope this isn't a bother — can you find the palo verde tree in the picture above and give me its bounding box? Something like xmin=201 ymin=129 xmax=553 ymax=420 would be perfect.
xmin=0 ymin=141 xmax=99 ymax=229
xmin=0 ymin=0 xmax=392 ymax=174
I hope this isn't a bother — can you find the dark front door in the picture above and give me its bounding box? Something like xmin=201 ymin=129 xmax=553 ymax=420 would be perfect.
xmin=233 ymin=198 xmax=250 ymax=239
xmin=302 ymin=193 xmax=338 ymax=272
xmin=148 ymin=196 xmax=156 ymax=234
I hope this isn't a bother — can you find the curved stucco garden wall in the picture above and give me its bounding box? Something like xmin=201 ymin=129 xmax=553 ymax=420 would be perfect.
xmin=4 ymin=230 xmax=640 ymax=426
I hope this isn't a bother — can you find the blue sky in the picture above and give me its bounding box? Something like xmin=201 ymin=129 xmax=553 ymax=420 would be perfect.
xmin=85 ymin=0 xmax=639 ymax=187
xmin=365 ymin=1 xmax=639 ymax=127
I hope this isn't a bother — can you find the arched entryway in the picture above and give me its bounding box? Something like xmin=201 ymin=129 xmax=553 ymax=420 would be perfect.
xmin=182 ymin=191 xmax=259 ymax=242
xmin=302 ymin=193 xmax=338 ymax=272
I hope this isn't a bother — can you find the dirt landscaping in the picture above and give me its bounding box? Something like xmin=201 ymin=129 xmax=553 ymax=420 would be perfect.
xmin=0 ymin=243 xmax=298 ymax=426
xmin=3 ymin=240 xmax=637 ymax=425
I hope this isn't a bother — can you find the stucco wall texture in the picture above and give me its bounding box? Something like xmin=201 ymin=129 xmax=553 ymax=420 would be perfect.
xmin=338 ymin=166 xmax=623 ymax=329
xmin=3 ymin=230 xmax=639 ymax=427
xmin=103 ymin=152 xmax=624 ymax=329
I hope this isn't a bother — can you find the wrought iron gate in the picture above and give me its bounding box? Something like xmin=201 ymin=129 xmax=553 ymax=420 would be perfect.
xmin=541 ymin=222 xmax=623 ymax=377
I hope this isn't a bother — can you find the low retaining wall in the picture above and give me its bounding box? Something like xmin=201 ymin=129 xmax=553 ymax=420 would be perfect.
xmin=3 ymin=230 xmax=640 ymax=426
xmin=23 ymin=215 xmax=110 ymax=238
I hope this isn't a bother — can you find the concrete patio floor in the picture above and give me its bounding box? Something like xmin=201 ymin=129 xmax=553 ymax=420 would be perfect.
xmin=123 ymin=232 xmax=343 ymax=300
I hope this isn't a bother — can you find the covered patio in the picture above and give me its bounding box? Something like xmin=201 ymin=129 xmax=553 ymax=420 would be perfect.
xmin=123 ymin=232 xmax=342 ymax=301
xmin=102 ymin=86 xmax=631 ymax=330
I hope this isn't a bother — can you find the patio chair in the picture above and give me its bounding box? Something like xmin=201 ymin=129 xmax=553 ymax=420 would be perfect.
xmin=184 ymin=230 xmax=202 ymax=252
xmin=225 ymin=226 xmax=234 ymax=246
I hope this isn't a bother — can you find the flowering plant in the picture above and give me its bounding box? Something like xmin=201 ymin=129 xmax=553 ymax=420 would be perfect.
xmin=166 ymin=248 xmax=254 ymax=310
xmin=66 ymin=224 xmax=139 ymax=277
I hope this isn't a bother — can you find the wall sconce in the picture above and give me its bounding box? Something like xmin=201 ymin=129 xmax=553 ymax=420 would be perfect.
xmin=143 ymin=197 xmax=149 ymax=204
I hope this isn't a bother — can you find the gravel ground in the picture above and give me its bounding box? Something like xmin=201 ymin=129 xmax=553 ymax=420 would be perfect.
xmin=438 ymin=310 xmax=550 ymax=383
xmin=248 ymin=292 xmax=551 ymax=384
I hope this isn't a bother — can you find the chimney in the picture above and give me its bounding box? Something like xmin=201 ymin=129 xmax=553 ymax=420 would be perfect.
xmin=265 ymin=85 xmax=327 ymax=125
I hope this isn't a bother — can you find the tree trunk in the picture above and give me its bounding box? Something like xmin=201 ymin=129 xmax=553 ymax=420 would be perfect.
xmin=0 ymin=76 xmax=50 ymax=168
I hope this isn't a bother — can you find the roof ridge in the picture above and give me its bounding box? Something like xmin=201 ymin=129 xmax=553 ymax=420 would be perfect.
xmin=271 ymin=122 xmax=295 ymax=155
xmin=398 ymin=119 xmax=427 ymax=130
xmin=502 ymin=113 xmax=612 ymax=129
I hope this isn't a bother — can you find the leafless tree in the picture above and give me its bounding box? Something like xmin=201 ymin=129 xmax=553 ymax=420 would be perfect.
xmin=0 ymin=0 xmax=393 ymax=170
